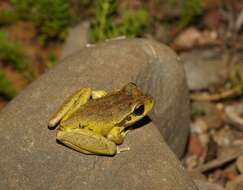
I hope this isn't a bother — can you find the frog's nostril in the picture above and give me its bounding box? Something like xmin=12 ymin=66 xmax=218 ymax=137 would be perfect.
xmin=127 ymin=116 xmax=132 ymax=121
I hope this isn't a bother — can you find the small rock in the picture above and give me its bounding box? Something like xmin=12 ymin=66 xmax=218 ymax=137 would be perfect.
xmin=236 ymin=156 xmax=243 ymax=173
xmin=192 ymin=102 xmax=224 ymax=130
xmin=188 ymin=134 xmax=206 ymax=157
xmin=194 ymin=180 xmax=225 ymax=190
xmin=226 ymin=175 xmax=243 ymax=190
xmin=208 ymin=170 xmax=223 ymax=184
xmin=225 ymin=103 xmax=243 ymax=131
xmin=188 ymin=170 xmax=207 ymax=181
xmin=172 ymin=27 xmax=218 ymax=51
xmin=185 ymin=155 xmax=200 ymax=170
xmin=211 ymin=126 xmax=235 ymax=147
xmin=223 ymin=170 xmax=239 ymax=181
xmin=199 ymin=133 xmax=210 ymax=147
xmin=181 ymin=49 xmax=227 ymax=90
xmin=191 ymin=119 xmax=209 ymax=134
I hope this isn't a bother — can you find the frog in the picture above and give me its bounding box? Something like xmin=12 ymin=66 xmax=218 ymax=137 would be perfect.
xmin=48 ymin=82 xmax=154 ymax=156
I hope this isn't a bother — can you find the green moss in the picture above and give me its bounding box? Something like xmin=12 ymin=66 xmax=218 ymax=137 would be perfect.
xmin=0 ymin=10 xmax=17 ymax=26
xmin=11 ymin=0 xmax=71 ymax=41
xmin=191 ymin=105 xmax=206 ymax=118
xmin=91 ymin=0 xmax=149 ymax=42
xmin=0 ymin=70 xmax=17 ymax=100
xmin=10 ymin=0 xmax=34 ymax=20
xmin=0 ymin=31 xmax=28 ymax=71
xmin=33 ymin=0 xmax=71 ymax=41
xmin=46 ymin=52 xmax=58 ymax=68
xmin=91 ymin=0 xmax=117 ymax=42
xmin=119 ymin=9 xmax=149 ymax=37
xmin=180 ymin=0 xmax=203 ymax=27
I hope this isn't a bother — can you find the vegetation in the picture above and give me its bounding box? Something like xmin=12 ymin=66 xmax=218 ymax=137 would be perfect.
xmin=0 ymin=31 xmax=28 ymax=71
xmin=10 ymin=0 xmax=33 ymax=20
xmin=46 ymin=52 xmax=58 ymax=68
xmin=0 ymin=10 xmax=17 ymax=26
xmin=0 ymin=0 xmax=208 ymax=102
xmin=11 ymin=0 xmax=71 ymax=41
xmin=91 ymin=0 xmax=149 ymax=42
xmin=0 ymin=70 xmax=17 ymax=100
xmin=119 ymin=9 xmax=148 ymax=38
xmin=180 ymin=0 xmax=203 ymax=27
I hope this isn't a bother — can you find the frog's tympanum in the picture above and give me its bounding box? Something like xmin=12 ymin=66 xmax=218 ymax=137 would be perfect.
xmin=48 ymin=83 xmax=154 ymax=156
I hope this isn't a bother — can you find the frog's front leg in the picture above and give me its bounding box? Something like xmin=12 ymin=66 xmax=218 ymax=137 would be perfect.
xmin=107 ymin=127 xmax=130 ymax=154
xmin=107 ymin=127 xmax=126 ymax=145
xmin=57 ymin=128 xmax=117 ymax=155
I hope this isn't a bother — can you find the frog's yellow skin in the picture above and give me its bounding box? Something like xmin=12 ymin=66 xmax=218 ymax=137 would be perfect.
xmin=48 ymin=83 xmax=154 ymax=156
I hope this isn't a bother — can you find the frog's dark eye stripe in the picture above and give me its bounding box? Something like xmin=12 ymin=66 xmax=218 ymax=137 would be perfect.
xmin=133 ymin=105 xmax=144 ymax=116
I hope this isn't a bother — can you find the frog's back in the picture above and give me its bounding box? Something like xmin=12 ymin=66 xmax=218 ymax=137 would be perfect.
xmin=62 ymin=92 xmax=134 ymax=126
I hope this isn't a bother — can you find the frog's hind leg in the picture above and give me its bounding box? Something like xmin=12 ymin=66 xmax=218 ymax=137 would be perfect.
xmin=57 ymin=129 xmax=117 ymax=155
xmin=48 ymin=88 xmax=92 ymax=128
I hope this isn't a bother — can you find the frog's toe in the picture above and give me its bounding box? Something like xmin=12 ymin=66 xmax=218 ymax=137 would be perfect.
xmin=117 ymin=146 xmax=130 ymax=154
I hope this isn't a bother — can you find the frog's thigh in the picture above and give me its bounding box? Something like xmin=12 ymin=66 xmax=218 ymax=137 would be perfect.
xmin=57 ymin=129 xmax=117 ymax=155
xmin=48 ymin=88 xmax=92 ymax=128
xmin=107 ymin=127 xmax=126 ymax=145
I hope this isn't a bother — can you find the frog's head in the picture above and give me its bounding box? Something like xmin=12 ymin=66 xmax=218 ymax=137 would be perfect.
xmin=121 ymin=83 xmax=154 ymax=126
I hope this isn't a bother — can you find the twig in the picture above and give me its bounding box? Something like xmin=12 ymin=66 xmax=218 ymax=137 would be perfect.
xmin=190 ymin=87 xmax=242 ymax=101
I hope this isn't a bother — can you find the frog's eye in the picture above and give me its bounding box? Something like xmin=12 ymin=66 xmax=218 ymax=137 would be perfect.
xmin=133 ymin=104 xmax=144 ymax=116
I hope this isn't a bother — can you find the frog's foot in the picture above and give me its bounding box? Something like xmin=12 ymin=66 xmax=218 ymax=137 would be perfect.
xmin=117 ymin=146 xmax=130 ymax=154
xmin=57 ymin=129 xmax=117 ymax=156
xmin=123 ymin=129 xmax=130 ymax=136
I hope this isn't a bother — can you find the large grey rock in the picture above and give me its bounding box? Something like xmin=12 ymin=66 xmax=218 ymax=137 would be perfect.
xmin=0 ymin=38 xmax=195 ymax=190
xmin=61 ymin=22 xmax=90 ymax=59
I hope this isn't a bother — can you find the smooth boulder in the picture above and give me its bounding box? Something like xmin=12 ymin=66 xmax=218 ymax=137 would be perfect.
xmin=0 ymin=38 xmax=195 ymax=190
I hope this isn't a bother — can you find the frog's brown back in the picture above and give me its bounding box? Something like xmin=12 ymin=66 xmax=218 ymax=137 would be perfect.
xmin=62 ymin=92 xmax=136 ymax=126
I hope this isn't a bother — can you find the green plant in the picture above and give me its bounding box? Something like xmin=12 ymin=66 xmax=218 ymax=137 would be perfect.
xmin=10 ymin=0 xmax=34 ymax=20
xmin=191 ymin=105 xmax=206 ymax=119
xmin=11 ymin=0 xmax=71 ymax=41
xmin=0 ymin=10 xmax=17 ymax=26
xmin=46 ymin=52 xmax=58 ymax=68
xmin=32 ymin=0 xmax=71 ymax=41
xmin=0 ymin=31 xmax=28 ymax=71
xmin=179 ymin=0 xmax=203 ymax=27
xmin=0 ymin=70 xmax=17 ymax=100
xmin=119 ymin=9 xmax=148 ymax=38
xmin=91 ymin=0 xmax=149 ymax=42
xmin=91 ymin=0 xmax=117 ymax=42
